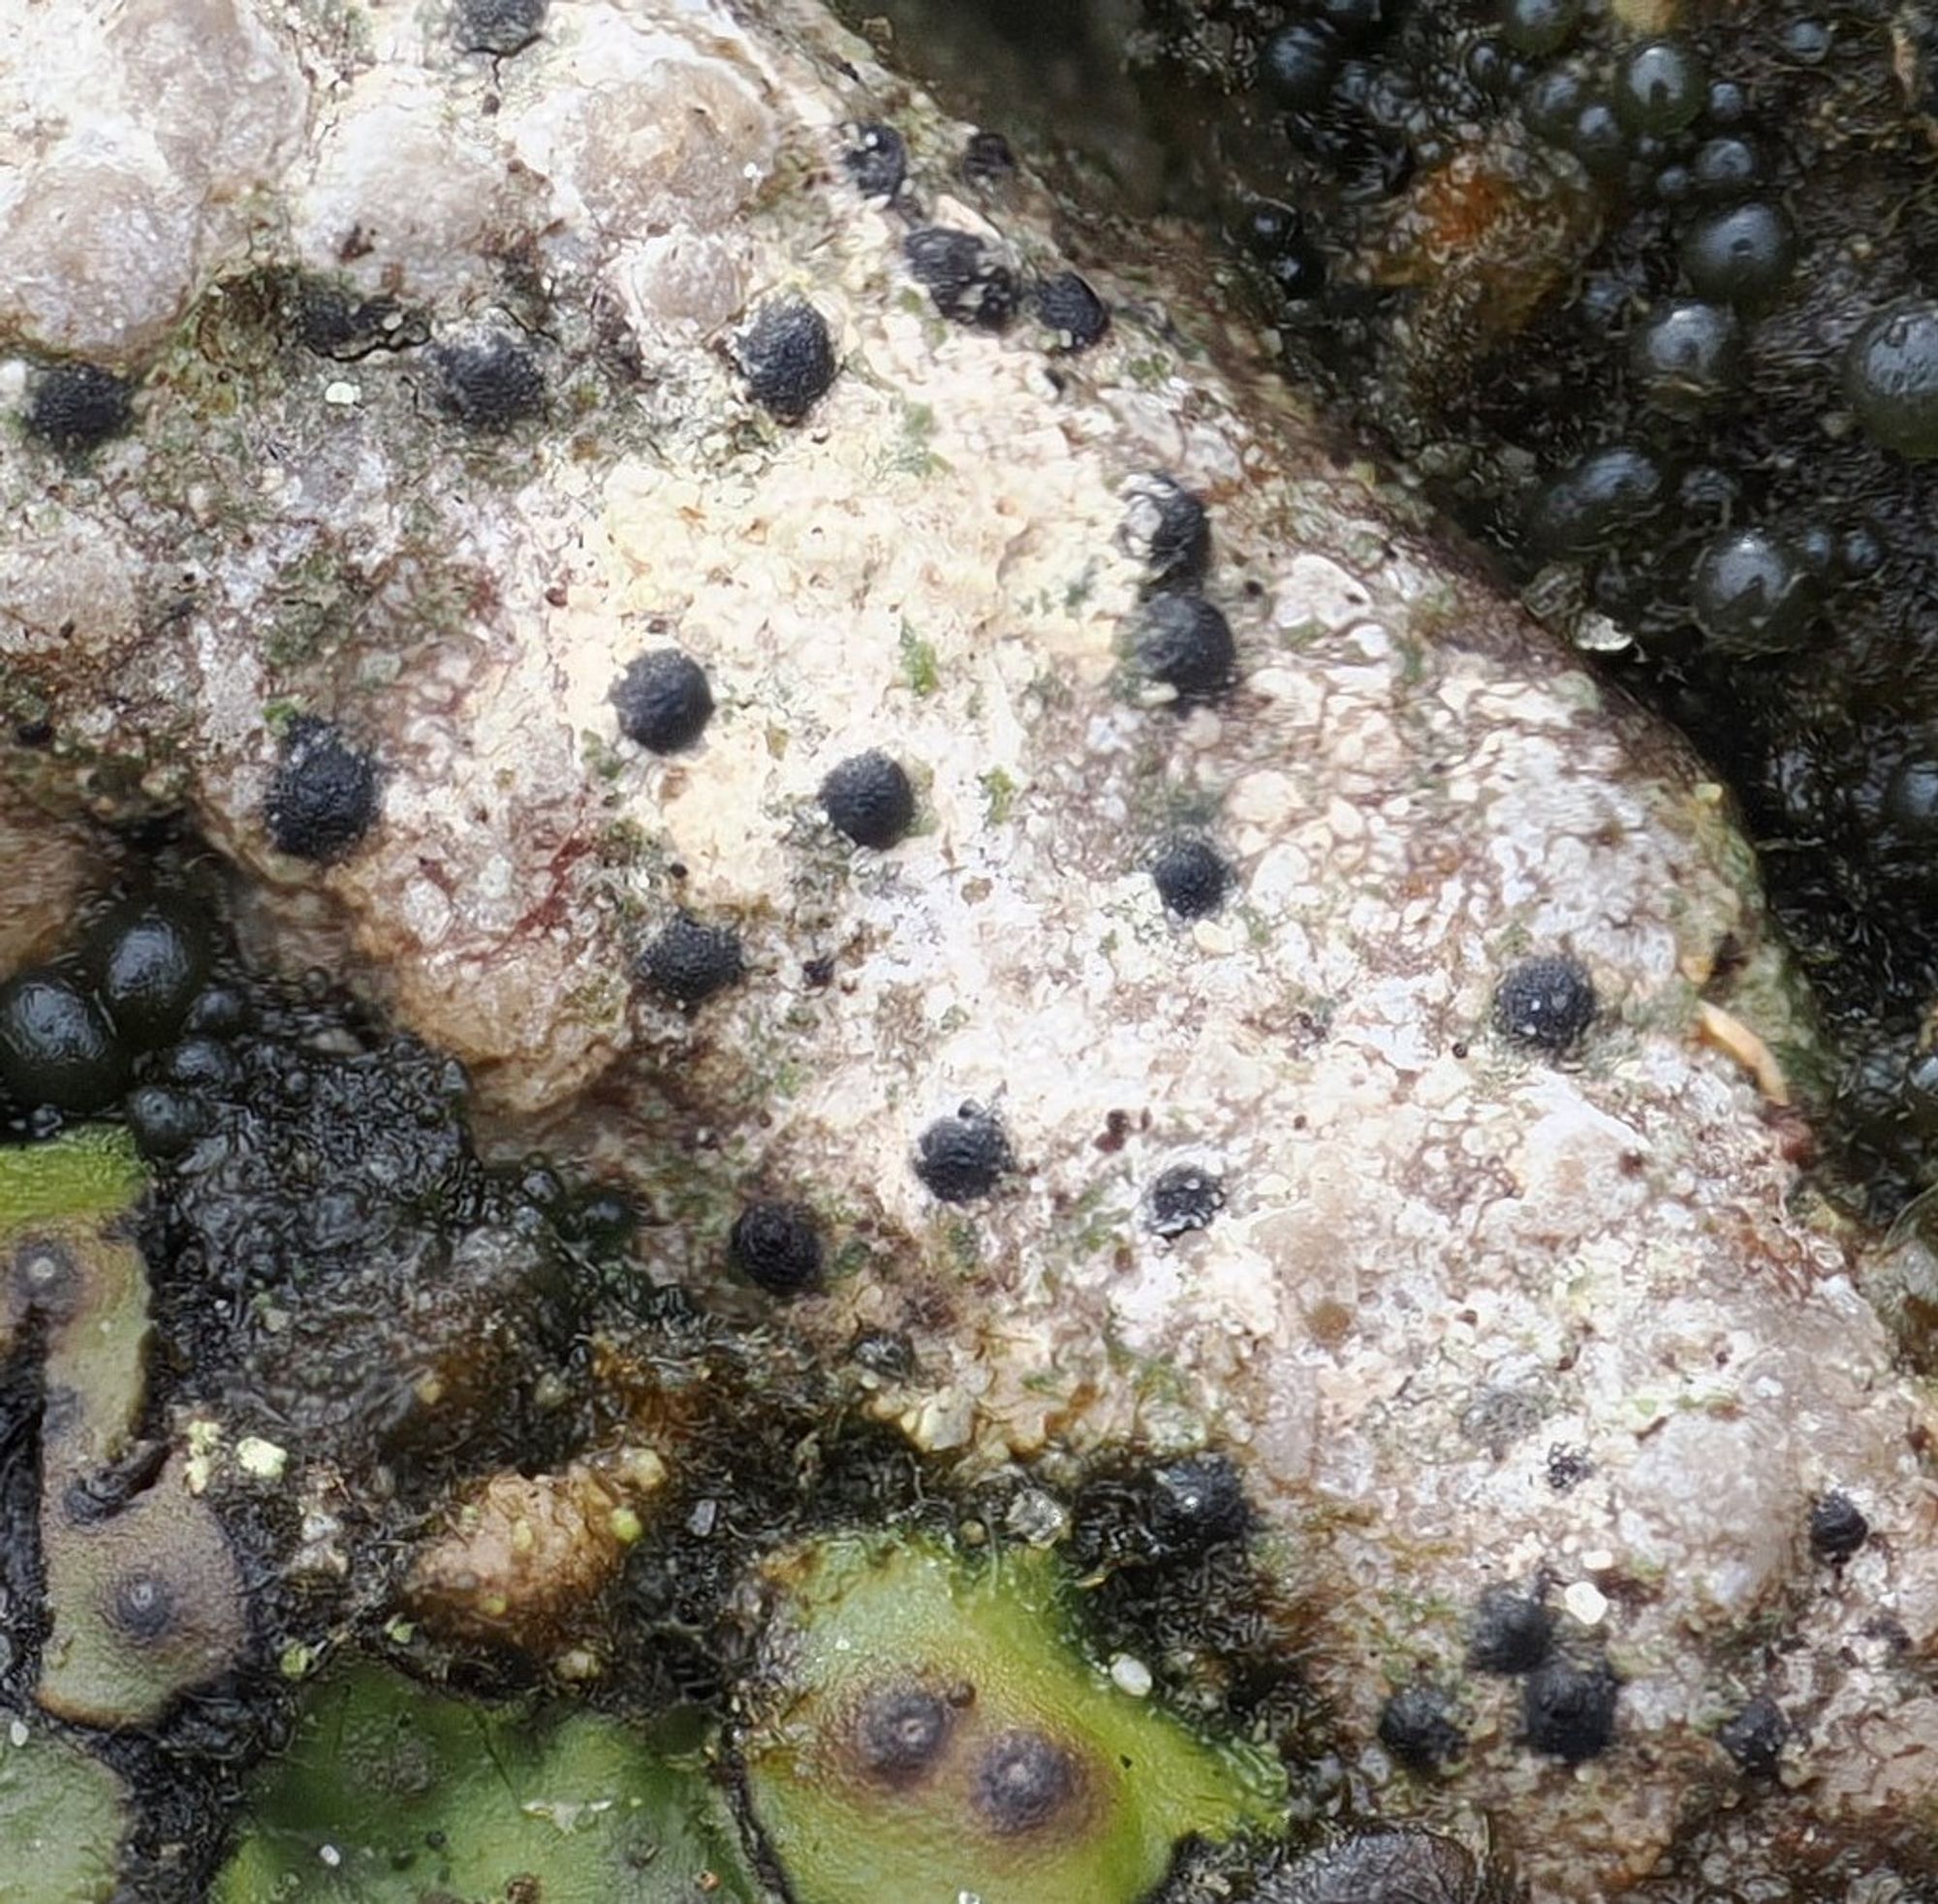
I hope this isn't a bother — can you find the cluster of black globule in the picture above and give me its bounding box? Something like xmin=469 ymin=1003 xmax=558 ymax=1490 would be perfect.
xmin=1118 ymin=0 xmax=1938 ymax=1221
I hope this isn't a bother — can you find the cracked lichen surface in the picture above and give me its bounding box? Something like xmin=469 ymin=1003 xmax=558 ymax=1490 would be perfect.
xmin=2 ymin=0 xmax=1937 ymax=1892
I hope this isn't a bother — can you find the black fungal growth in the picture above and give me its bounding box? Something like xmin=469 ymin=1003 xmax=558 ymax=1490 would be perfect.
xmin=972 ymin=1730 xmax=1076 ymax=1835
xmin=902 ymin=228 xmax=1020 ymax=330
xmin=1119 ymin=473 xmax=1211 ymax=591
xmin=1718 ymin=1694 xmax=1788 ymax=1774
xmin=25 ymin=362 xmax=133 ymax=452
xmin=1148 ymin=1163 xmax=1224 ymax=1237
xmin=638 ymin=915 xmax=744 ymax=1008
xmin=1466 ymin=1583 xmax=1554 ymax=1675
xmin=853 ymin=1684 xmax=954 ymax=1784
xmin=844 ymin=122 xmax=907 ymax=202
xmin=1261 ymin=1827 xmax=1496 ymax=1904
xmin=264 ymin=716 xmax=381 ymax=862
xmin=820 ymin=750 xmax=916 ymax=849
xmin=1134 ymin=595 xmax=1236 ymax=700
xmin=961 ymin=130 xmax=1016 ymax=184
xmin=913 ymin=1103 xmax=1013 ymax=1202
xmin=1144 ymin=1453 xmax=1249 ymax=1559
xmin=734 ymin=297 xmax=837 ymax=422
xmin=1033 ymin=272 xmax=1110 ymax=353
xmin=1150 ymin=838 xmax=1230 ymax=920
xmin=728 ymin=1201 xmax=823 ymax=1297
xmin=1492 ymin=955 xmax=1597 ymax=1053
xmin=1808 ymin=1489 xmax=1869 ymax=1562
xmin=435 ymin=334 xmax=545 ymax=430
xmin=453 ymin=0 xmax=545 ymax=53
xmin=1522 ymin=1654 xmax=1619 ymax=1762
xmin=0 ymin=972 xmax=130 ymax=1113
xmin=1377 ymin=1684 xmax=1465 ymax=1771
xmin=87 ymin=899 xmax=210 ymax=1048
xmin=109 ymin=1574 xmax=176 ymax=1643
xmin=610 ymin=647 xmax=714 ymax=753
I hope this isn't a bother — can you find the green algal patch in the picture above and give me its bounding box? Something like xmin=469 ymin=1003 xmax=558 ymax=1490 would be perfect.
xmin=899 ymin=621 xmax=940 ymax=696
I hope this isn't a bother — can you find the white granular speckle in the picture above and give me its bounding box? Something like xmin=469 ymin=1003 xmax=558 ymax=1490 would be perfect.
xmin=1110 ymin=1654 xmax=1154 ymax=1698
xmin=1563 ymin=1580 xmax=1610 ymax=1627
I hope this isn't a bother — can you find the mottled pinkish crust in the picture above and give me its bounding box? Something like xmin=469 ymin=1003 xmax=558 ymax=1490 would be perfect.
xmin=1 ymin=0 xmax=1935 ymax=1891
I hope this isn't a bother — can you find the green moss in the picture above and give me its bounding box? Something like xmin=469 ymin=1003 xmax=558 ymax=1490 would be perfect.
xmin=0 ymin=1719 xmax=129 ymax=1904
xmin=0 ymin=1129 xmax=142 ymax=1229
xmin=215 ymin=1661 xmax=764 ymax=1903
xmin=898 ymin=621 xmax=940 ymax=697
xmin=741 ymin=1534 xmax=1284 ymax=1904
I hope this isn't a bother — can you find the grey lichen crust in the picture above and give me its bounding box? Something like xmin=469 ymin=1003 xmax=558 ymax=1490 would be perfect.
xmin=2 ymin=0 xmax=1936 ymax=1893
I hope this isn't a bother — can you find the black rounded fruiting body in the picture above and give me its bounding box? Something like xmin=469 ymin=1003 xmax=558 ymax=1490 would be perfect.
xmin=610 ymin=648 xmax=713 ymax=752
xmin=1150 ymin=838 xmax=1231 ymax=920
xmin=1611 ymin=38 xmax=1704 ymax=136
xmin=1522 ymin=1654 xmax=1619 ymax=1762
xmin=1148 ymin=1163 xmax=1224 ymax=1237
xmin=1690 ymin=529 xmax=1819 ymax=657
xmin=638 ymin=915 xmax=744 ymax=1008
xmin=1134 ymin=595 xmax=1236 ymax=701
xmin=1492 ymin=954 xmax=1597 ymax=1052
xmin=124 ymin=1083 xmax=205 ymax=1162
xmin=1808 ymin=1489 xmax=1869 ymax=1562
xmin=1525 ymin=445 xmax=1666 ymax=557
xmin=1845 ymin=299 xmax=1938 ymax=459
xmin=85 ymin=899 xmax=210 ymax=1049
xmin=820 ymin=750 xmax=916 ymax=849
xmin=844 ymin=123 xmax=907 ymax=201
xmin=1717 ymin=1694 xmax=1788 ymax=1774
xmin=1500 ymin=0 xmax=1584 ymax=59
xmin=729 ymin=1200 xmax=823 ymax=1296
xmin=971 ymin=1730 xmax=1078 ymax=1836
xmin=913 ymin=1104 xmax=1013 ymax=1202
xmin=1144 ymin=1453 xmax=1249 ymax=1559
xmin=0 ymin=971 xmax=130 ymax=1113
xmin=961 ymin=130 xmax=1016 ymax=184
xmin=1377 ymin=1684 xmax=1466 ymax=1771
xmin=1466 ymin=1583 xmax=1554 ymax=1675
xmin=1119 ymin=473 xmax=1210 ymax=592
xmin=1033 ymin=272 xmax=1110 ymax=353
xmin=1630 ymin=300 xmax=1742 ymax=416
xmin=435 ymin=334 xmax=545 ymax=429
xmin=903 ymin=228 xmax=1020 ymax=330
xmin=1678 ymin=202 xmax=1796 ymax=310
xmin=853 ymin=1685 xmax=955 ymax=1784
xmin=453 ymin=0 xmax=546 ymax=55
xmin=735 ymin=297 xmax=837 ymax=422
xmin=25 ymin=362 xmax=134 ymax=452
xmin=1260 ymin=22 xmax=1342 ymax=110
xmin=265 ymin=717 xmax=381 ymax=862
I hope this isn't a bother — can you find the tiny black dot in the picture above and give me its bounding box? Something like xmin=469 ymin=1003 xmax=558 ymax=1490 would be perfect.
xmin=1377 ymin=1684 xmax=1465 ymax=1771
xmin=914 ymin=1104 xmax=1013 ymax=1202
xmin=1808 ymin=1489 xmax=1868 ymax=1563
xmin=1466 ymin=1583 xmax=1553 ymax=1675
xmin=734 ymin=297 xmax=837 ymax=421
xmin=972 ymin=1730 xmax=1078 ymax=1836
xmin=265 ymin=717 xmax=381 ymax=862
xmin=903 ymin=227 xmax=1020 ymax=330
xmin=844 ymin=122 xmax=907 ymax=201
xmin=1032 ymin=272 xmax=1110 ymax=353
xmin=1148 ymin=1163 xmax=1224 ymax=1237
xmin=1150 ymin=838 xmax=1230 ymax=919
xmin=1717 ymin=1694 xmax=1787 ymax=1774
xmin=853 ymin=1684 xmax=954 ymax=1783
xmin=26 ymin=362 xmax=134 ymax=453
xmin=1522 ymin=1654 xmax=1619 ymax=1763
xmin=637 ymin=914 xmax=744 ymax=1007
xmin=1492 ymin=954 xmax=1596 ymax=1052
xmin=729 ymin=1200 xmax=823 ymax=1296
xmin=1135 ymin=595 xmax=1236 ymax=701
xmin=820 ymin=751 xmax=916 ymax=849
xmin=436 ymin=334 xmax=545 ymax=430
xmin=610 ymin=649 xmax=713 ymax=753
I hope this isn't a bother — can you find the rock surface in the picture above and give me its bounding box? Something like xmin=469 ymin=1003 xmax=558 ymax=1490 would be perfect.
xmin=2 ymin=0 xmax=1937 ymax=1894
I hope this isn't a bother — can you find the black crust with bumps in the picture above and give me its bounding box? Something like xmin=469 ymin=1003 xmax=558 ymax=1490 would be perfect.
xmin=735 ymin=297 xmax=837 ymax=422
xmin=1466 ymin=1583 xmax=1553 ymax=1675
xmin=845 ymin=122 xmax=907 ymax=201
xmin=1119 ymin=473 xmax=1211 ymax=592
xmin=1144 ymin=1454 xmax=1249 ymax=1559
xmin=1807 ymin=1489 xmax=1868 ymax=1562
xmin=1377 ymin=1684 xmax=1466 ymax=1771
xmin=903 ymin=227 xmax=1020 ymax=330
xmin=913 ymin=1104 xmax=1013 ymax=1202
xmin=1148 ymin=1163 xmax=1224 ymax=1237
xmin=1522 ymin=1653 xmax=1619 ymax=1762
xmin=454 ymin=0 xmax=546 ymax=56
xmin=638 ymin=915 xmax=744 ymax=1008
xmin=265 ymin=716 xmax=381 ymax=862
xmin=1134 ymin=595 xmax=1235 ymax=700
xmin=1258 ymin=1827 xmax=1500 ymax=1904
xmin=729 ymin=1200 xmax=823 ymax=1296
xmin=1151 ymin=838 xmax=1230 ymax=920
xmin=1717 ymin=1694 xmax=1788 ymax=1774
xmin=1491 ymin=954 xmax=1596 ymax=1052
xmin=25 ymin=362 xmax=133 ymax=452
xmin=820 ymin=750 xmax=916 ymax=849
xmin=610 ymin=648 xmax=713 ymax=753
xmin=1033 ymin=272 xmax=1110 ymax=353
xmin=435 ymin=335 xmax=546 ymax=430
